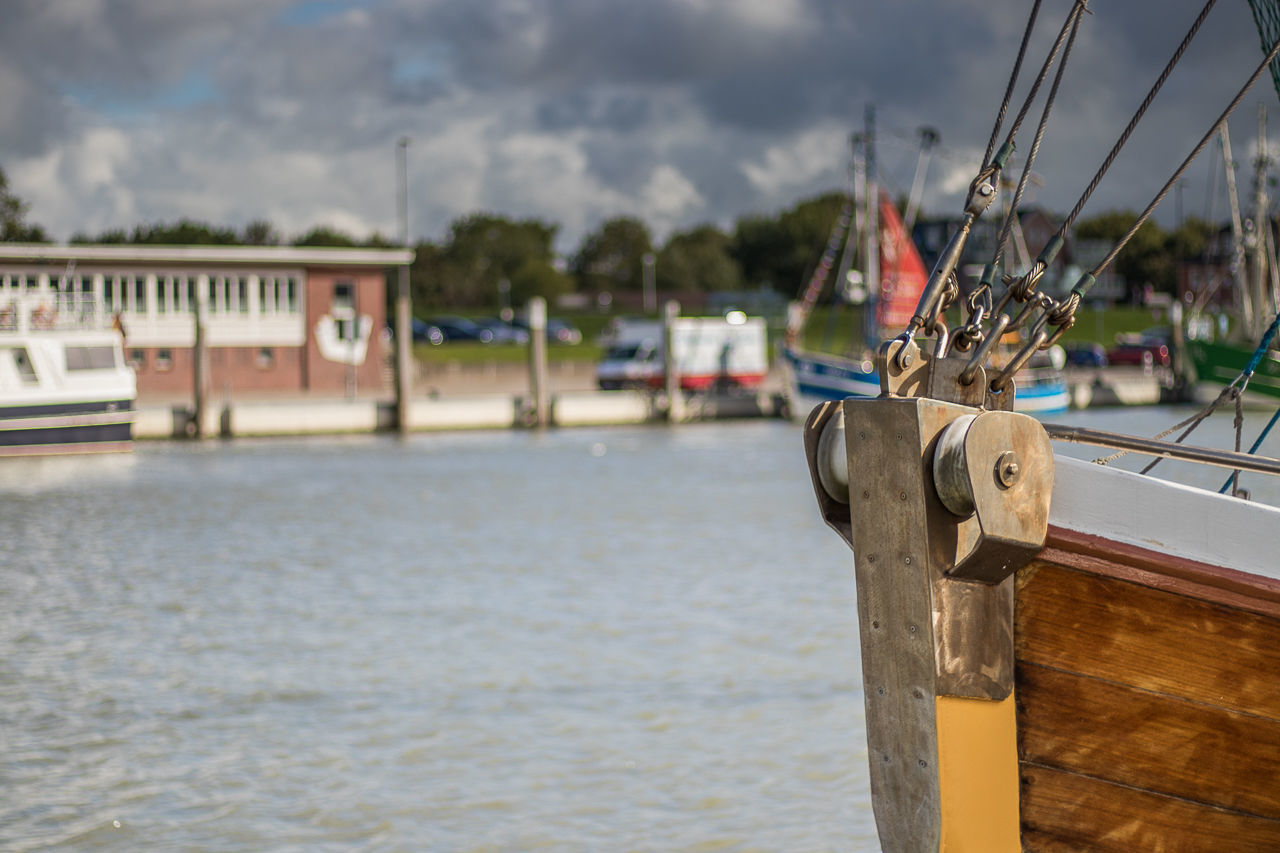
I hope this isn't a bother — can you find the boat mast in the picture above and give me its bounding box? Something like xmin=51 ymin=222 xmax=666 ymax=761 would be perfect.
xmin=1251 ymin=103 xmax=1272 ymax=339
xmin=903 ymin=127 xmax=939 ymax=233
xmin=863 ymin=105 xmax=880 ymax=349
xmin=1221 ymin=122 xmax=1251 ymax=332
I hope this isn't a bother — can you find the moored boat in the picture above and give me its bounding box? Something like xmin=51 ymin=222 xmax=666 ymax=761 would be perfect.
xmin=796 ymin=1 xmax=1280 ymax=847
xmin=784 ymin=109 xmax=1069 ymax=416
xmin=0 ymin=293 xmax=136 ymax=456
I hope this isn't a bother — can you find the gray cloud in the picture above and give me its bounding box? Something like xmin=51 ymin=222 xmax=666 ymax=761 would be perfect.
xmin=0 ymin=0 xmax=1273 ymax=254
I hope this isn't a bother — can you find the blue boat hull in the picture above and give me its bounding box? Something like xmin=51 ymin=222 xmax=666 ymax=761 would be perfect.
xmin=784 ymin=347 xmax=1069 ymax=416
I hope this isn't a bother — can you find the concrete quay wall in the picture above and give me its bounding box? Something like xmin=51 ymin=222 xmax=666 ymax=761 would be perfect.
xmin=134 ymin=390 xmax=791 ymax=439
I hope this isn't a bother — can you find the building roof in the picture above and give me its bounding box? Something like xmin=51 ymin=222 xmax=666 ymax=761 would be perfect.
xmin=0 ymin=243 xmax=413 ymax=267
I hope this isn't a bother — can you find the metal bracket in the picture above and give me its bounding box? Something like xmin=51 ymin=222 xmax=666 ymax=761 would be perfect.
xmin=802 ymin=396 xmax=1041 ymax=853
xmin=933 ymin=410 xmax=1053 ymax=583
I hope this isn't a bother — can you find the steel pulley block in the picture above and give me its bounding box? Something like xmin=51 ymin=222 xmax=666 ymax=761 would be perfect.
xmin=932 ymin=410 xmax=1053 ymax=583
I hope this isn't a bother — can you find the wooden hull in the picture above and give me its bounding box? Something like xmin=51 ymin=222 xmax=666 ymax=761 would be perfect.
xmin=804 ymin=397 xmax=1280 ymax=850
xmin=1016 ymin=458 xmax=1280 ymax=850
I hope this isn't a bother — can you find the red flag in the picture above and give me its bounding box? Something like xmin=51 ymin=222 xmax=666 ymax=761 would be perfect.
xmin=875 ymin=190 xmax=928 ymax=331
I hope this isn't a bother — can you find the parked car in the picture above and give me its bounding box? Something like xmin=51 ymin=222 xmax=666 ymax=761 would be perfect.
xmin=410 ymin=318 xmax=445 ymax=344
xmin=424 ymin=316 xmax=495 ymax=343
xmin=1063 ymin=342 xmax=1108 ymax=367
xmin=473 ymin=317 xmax=530 ymax=345
xmin=511 ymin=316 xmax=583 ymax=345
xmin=1107 ymin=334 xmax=1170 ymax=368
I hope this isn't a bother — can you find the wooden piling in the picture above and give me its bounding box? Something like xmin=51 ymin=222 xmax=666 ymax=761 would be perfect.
xmin=663 ymin=300 xmax=682 ymax=422
xmin=527 ymin=297 xmax=549 ymax=428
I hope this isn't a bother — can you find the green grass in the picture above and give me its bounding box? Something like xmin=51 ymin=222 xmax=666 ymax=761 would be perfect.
xmin=410 ymin=303 xmax=1171 ymax=367
xmin=792 ymin=303 xmax=1171 ymax=355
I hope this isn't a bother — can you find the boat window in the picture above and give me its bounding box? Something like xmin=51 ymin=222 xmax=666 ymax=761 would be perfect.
xmin=9 ymin=347 xmax=38 ymax=385
xmin=605 ymin=343 xmax=643 ymax=360
xmin=65 ymin=345 xmax=118 ymax=371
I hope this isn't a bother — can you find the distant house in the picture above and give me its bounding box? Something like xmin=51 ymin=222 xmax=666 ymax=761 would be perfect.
xmin=0 ymin=244 xmax=412 ymax=398
xmin=1176 ymin=223 xmax=1251 ymax=313
xmin=912 ymin=208 xmax=1123 ymax=303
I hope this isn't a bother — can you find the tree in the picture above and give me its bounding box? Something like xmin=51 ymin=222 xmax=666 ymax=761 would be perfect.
xmin=1074 ymin=211 xmax=1215 ymax=301
xmin=241 ymin=219 xmax=281 ymax=245
xmin=408 ymin=214 xmax=566 ymax=311
xmin=732 ymin=191 xmax=846 ymax=295
xmin=131 ymin=219 xmax=240 ymax=244
xmin=657 ymin=224 xmax=743 ymax=292
xmin=293 ymin=225 xmax=361 ymax=247
xmin=0 ymin=166 xmax=49 ymax=242
xmin=570 ymin=217 xmax=653 ymax=293
xmin=509 ymin=258 xmax=573 ymax=306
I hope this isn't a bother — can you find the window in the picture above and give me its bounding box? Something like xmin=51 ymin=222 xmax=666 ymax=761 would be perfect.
xmin=131 ymin=276 xmax=146 ymax=314
xmin=65 ymin=345 xmax=117 ymax=371
xmin=284 ymin=277 xmax=298 ymax=312
xmin=9 ymin=347 xmax=38 ymax=385
xmin=256 ymin=347 xmax=275 ymax=369
xmin=157 ymin=275 xmax=169 ymax=314
xmin=237 ymin=276 xmax=249 ymax=313
xmin=155 ymin=349 xmax=173 ymax=371
xmin=333 ymin=281 xmax=354 ymax=312
xmin=259 ymin=275 xmax=275 ymax=312
xmin=105 ymin=276 xmax=120 ymax=313
xmin=128 ymin=349 xmax=146 ymax=370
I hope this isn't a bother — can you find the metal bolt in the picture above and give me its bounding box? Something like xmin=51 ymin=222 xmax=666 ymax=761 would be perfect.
xmin=899 ymin=491 xmax=908 ymax=501
xmin=900 ymin=349 xmax=913 ymax=367
xmin=996 ymin=450 xmax=1021 ymax=488
xmin=978 ymin=183 xmax=994 ymax=197
xmin=904 ymin=556 xmax=912 ymax=565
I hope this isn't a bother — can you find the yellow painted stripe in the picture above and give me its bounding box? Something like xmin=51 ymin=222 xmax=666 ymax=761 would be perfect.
xmin=936 ymin=692 xmax=1021 ymax=852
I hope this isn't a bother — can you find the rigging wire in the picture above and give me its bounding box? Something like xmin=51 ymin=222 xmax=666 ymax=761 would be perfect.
xmin=987 ymin=3 xmax=1084 ymax=287
xmin=1058 ymin=0 xmax=1220 ymax=238
xmin=980 ymin=0 xmax=1044 ymax=171
xmin=1087 ymin=31 xmax=1280 ymax=284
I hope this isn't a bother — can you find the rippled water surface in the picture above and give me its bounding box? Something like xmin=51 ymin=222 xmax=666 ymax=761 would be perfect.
xmin=4 ymin=406 xmax=1278 ymax=852
xmin=1 ymin=422 xmax=871 ymax=851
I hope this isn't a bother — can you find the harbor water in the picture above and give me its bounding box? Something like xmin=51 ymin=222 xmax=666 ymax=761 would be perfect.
xmin=3 ymin=406 xmax=1278 ymax=851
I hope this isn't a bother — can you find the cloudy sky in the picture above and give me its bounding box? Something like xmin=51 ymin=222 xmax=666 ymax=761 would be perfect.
xmin=1 ymin=0 xmax=1275 ymax=253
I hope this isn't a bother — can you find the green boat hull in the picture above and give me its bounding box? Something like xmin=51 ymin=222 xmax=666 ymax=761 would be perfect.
xmin=1186 ymin=339 xmax=1280 ymax=399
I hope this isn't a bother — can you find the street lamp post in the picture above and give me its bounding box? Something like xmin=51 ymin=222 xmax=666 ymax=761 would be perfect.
xmin=642 ymin=252 xmax=656 ymax=315
xmin=395 ymin=136 xmax=412 ymax=434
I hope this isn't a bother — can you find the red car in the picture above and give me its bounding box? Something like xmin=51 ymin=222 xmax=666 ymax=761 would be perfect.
xmin=1106 ymin=338 xmax=1170 ymax=368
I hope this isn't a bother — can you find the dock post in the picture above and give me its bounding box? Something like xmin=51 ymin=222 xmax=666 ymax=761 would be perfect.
xmin=663 ymin=300 xmax=682 ymax=422
xmin=527 ymin=296 xmax=549 ymax=428
xmin=191 ymin=276 xmax=210 ymax=438
xmin=395 ymin=136 xmax=413 ymax=434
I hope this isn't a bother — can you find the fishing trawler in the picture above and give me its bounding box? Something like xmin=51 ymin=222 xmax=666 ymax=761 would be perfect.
xmin=783 ymin=111 xmax=1069 ymax=416
xmin=1185 ymin=106 xmax=1280 ymax=402
xmin=0 ymin=292 xmax=135 ymax=456
xmin=799 ymin=1 xmax=1280 ymax=849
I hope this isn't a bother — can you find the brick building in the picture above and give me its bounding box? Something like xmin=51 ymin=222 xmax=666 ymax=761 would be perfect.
xmin=0 ymin=244 xmax=412 ymax=399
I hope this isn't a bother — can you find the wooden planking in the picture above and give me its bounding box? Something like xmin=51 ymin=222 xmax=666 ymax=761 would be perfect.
xmin=1016 ymin=560 xmax=1280 ymax=719
xmin=1020 ymin=764 xmax=1280 ymax=853
xmin=1044 ymin=526 xmax=1280 ymax=619
xmin=1017 ymin=662 xmax=1280 ymax=819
